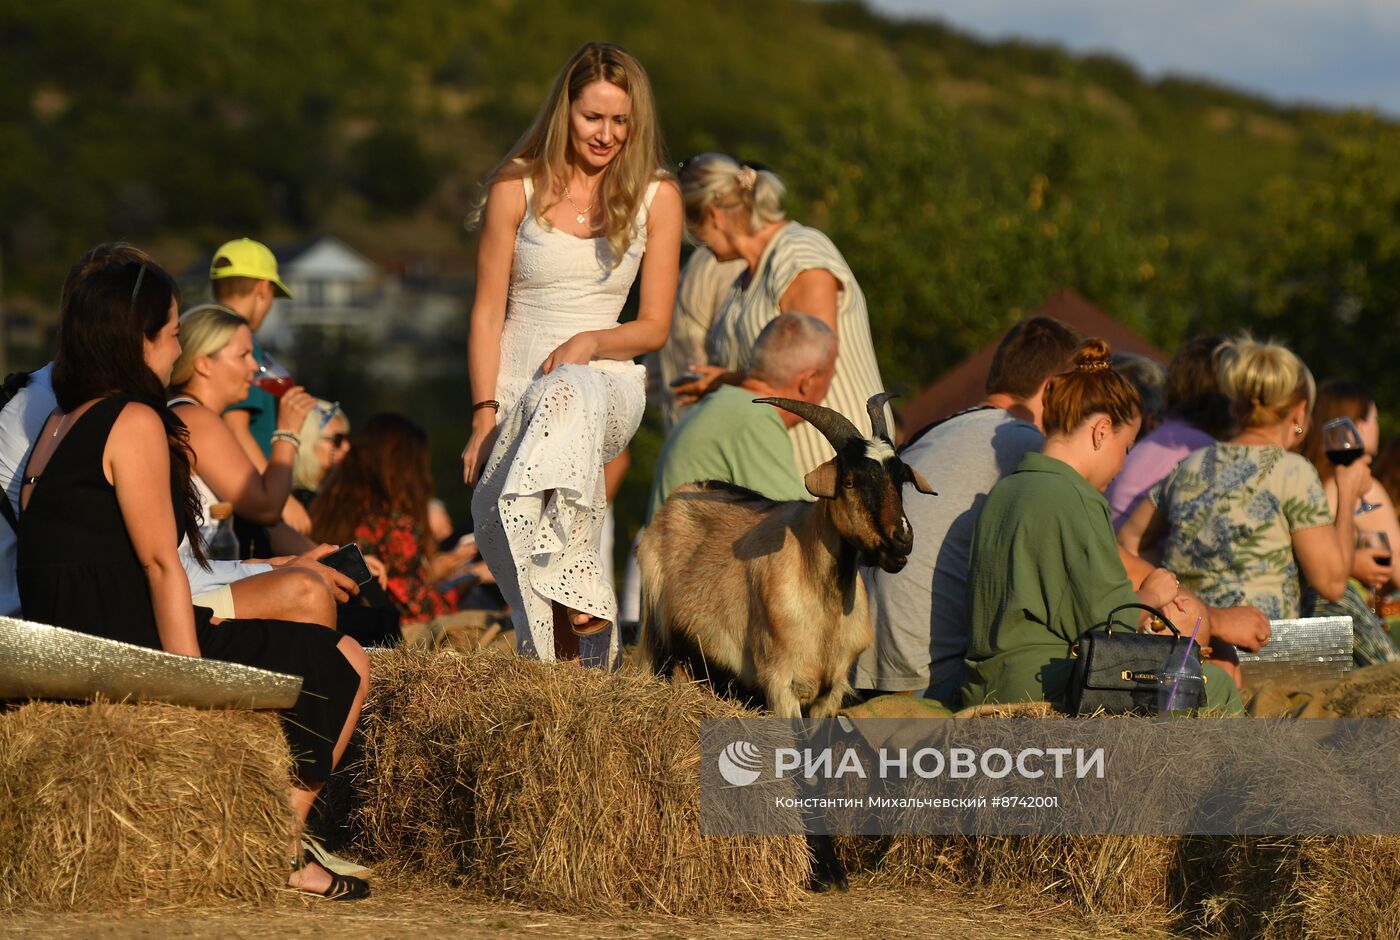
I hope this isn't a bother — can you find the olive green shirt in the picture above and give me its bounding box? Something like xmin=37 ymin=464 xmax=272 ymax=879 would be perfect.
xmin=962 ymin=452 xmax=1140 ymax=706
xmin=646 ymin=384 xmax=810 ymax=521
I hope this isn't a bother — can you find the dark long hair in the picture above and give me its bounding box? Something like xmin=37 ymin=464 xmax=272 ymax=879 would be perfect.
xmin=53 ymin=259 xmax=207 ymax=564
xmin=311 ymin=413 xmax=435 ymax=557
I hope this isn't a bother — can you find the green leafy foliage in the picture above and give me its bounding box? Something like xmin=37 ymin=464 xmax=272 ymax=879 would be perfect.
xmin=5 ymin=0 xmax=1400 ymax=550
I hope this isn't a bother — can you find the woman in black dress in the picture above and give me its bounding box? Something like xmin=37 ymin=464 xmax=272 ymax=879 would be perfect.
xmin=17 ymin=258 xmax=371 ymax=900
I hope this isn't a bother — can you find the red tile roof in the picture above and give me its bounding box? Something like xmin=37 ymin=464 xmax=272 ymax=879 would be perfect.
xmin=899 ymin=288 xmax=1168 ymax=438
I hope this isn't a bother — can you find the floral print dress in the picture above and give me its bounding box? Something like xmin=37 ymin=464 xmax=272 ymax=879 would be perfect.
xmin=1149 ymin=443 xmax=1331 ymax=619
xmin=353 ymin=509 xmax=459 ymax=624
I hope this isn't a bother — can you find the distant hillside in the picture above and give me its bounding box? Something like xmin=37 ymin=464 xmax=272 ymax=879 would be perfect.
xmin=4 ymin=0 xmax=1400 ymax=411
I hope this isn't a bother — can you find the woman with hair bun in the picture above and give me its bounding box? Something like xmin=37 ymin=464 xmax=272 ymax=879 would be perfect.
xmin=1120 ymin=336 xmax=1370 ymax=623
xmin=462 ymin=42 xmax=681 ymax=666
xmin=674 ymin=153 xmax=888 ymax=473
xmin=963 ymin=339 xmax=1240 ymax=712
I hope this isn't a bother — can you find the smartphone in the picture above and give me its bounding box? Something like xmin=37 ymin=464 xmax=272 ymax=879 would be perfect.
xmin=318 ymin=543 xmax=374 ymax=587
xmin=669 ymin=370 xmax=704 ymax=387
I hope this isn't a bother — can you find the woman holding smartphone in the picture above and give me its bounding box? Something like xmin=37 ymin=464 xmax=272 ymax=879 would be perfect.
xmin=314 ymin=413 xmax=480 ymax=624
xmin=17 ymin=258 xmax=371 ymax=899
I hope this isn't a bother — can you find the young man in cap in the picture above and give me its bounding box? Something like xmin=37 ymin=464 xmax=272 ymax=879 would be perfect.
xmin=208 ymin=238 xmax=314 ymax=536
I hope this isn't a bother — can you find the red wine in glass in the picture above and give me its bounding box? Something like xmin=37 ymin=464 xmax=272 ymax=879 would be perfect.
xmin=255 ymin=375 xmax=295 ymax=398
xmin=1326 ymin=447 xmax=1364 ymax=466
xmin=1323 ymin=416 xmax=1381 ymax=514
xmin=254 ymin=354 xmax=295 ymax=398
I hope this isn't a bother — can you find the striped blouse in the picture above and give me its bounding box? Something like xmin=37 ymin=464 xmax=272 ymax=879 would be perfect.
xmin=705 ymin=221 xmax=889 ymax=474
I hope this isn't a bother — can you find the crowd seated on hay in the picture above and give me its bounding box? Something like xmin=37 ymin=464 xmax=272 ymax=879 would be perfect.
xmin=648 ymin=286 xmax=1399 ymax=716
xmin=1 ymin=246 xmax=374 ymax=899
xmin=2 ymin=245 xmax=1397 ymax=891
xmin=0 ymin=241 xmax=503 ymax=899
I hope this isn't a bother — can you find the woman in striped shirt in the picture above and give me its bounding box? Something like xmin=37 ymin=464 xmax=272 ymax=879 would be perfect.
xmin=673 ymin=154 xmax=888 ymax=474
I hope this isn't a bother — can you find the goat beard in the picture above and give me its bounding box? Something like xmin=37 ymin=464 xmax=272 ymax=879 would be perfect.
xmin=863 ymin=547 xmax=909 ymax=573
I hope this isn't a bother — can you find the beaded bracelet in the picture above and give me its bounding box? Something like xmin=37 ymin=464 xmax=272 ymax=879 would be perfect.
xmin=270 ymin=430 xmax=301 ymax=448
xmin=472 ymin=400 xmax=501 ymax=413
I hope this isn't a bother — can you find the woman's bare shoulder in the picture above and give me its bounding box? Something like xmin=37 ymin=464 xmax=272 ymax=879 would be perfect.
xmin=111 ymin=399 xmax=165 ymax=433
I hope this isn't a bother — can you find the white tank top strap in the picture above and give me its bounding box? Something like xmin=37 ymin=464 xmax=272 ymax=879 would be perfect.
xmin=643 ymin=178 xmax=661 ymax=208
xmin=521 ymin=174 xmax=534 ymax=202
xmin=167 ymin=396 xmax=199 ymax=408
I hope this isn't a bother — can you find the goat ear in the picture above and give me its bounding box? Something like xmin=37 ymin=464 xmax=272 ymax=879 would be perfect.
xmin=909 ymin=468 xmax=937 ymax=495
xmin=804 ymin=461 xmax=839 ymax=499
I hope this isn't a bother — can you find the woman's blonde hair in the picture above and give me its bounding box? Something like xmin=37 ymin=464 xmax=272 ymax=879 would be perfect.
xmin=169 ymin=304 xmax=249 ymax=389
xmin=1215 ymin=334 xmax=1316 ymax=429
xmin=468 ymin=42 xmax=669 ymax=267
xmin=678 ymin=153 xmax=786 ymax=234
xmin=293 ymin=401 xmax=349 ymax=493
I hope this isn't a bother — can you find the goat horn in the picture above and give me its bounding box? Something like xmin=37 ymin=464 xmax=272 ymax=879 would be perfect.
xmin=866 ymin=392 xmax=895 ymax=441
xmin=753 ymin=397 xmax=863 ymax=449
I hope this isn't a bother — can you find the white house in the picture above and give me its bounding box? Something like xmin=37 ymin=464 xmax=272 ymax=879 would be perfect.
xmin=258 ymin=235 xmax=389 ymax=347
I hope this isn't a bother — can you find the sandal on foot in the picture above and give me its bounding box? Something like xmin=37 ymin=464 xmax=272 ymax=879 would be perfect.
xmin=569 ymin=613 xmax=612 ymax=638
xmin=295 ymin=854 xmax=371 ymax=901
xmin=301 ymin=836 xmax=372 ymax=878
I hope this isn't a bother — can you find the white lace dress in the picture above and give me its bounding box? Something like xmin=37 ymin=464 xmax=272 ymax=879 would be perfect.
xmin=471 ymin=178 xmax=657 ymax=667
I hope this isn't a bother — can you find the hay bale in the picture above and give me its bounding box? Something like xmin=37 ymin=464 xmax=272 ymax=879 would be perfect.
xmin=1317 ymin=661 xmax=1400 ymax=716
xmin=0 ymin=700 xmax=295 ymax=912
xmin=1194 ymin=836 xmax=1400 ymax=939
xmin=853 ymin=834 xmax=1179 ymax=918
xmin=349 ymin=649 xmax=808 ymax=914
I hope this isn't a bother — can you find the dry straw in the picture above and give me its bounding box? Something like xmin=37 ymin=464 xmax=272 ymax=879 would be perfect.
xmin=837 ymin=696 xmax=1400 ymax=933
xmin=347 ymin=649 xmax=808 ymax=914
xmin=0 ymin=700 xmax=295 ymax=912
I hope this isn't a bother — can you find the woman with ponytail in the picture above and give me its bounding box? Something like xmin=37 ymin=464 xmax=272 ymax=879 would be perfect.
xmin=963 ymin=339 xmax=1241 ymax=713
xmin=1120 ymin=336 xmax=1370 ymax=624
xmin=674 ymin=153 xmax=888 ymax=475
xmin=17 ymin=257 xmax=372 ymax=899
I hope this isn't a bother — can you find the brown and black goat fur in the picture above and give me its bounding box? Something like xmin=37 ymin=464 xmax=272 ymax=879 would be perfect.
xmin=637 ymin=394 xmax=934 ymax=720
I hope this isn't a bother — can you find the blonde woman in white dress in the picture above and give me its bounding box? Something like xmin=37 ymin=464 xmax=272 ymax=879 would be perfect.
xmin=462 ymin=43 xmax=681 ymax=667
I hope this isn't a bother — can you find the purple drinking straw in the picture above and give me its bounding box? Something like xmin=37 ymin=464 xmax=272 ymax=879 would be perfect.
xmin=1165 ymin=616 xmax=1204 ymax=714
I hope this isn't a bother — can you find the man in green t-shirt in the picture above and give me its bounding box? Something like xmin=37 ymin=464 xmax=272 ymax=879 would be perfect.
xmin=646 ymin=313 xmax=837 ymax=521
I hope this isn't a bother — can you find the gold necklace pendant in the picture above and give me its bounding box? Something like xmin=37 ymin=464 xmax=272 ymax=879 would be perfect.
xmin=563 ymin=185 xmax=594 ymax=227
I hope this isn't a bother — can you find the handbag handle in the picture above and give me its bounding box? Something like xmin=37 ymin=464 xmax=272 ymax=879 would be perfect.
xmin=1102 ymin=602 xmax=1181 ymax=639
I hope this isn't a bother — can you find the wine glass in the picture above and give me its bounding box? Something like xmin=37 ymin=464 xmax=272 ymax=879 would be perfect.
xmin=1357 ymin=529 xmax=1393 ymax=616
xmin=255 ymin=353 xmax=295 ymax=399
xmin=1323 ymin=417 xmax=1381 ymax=515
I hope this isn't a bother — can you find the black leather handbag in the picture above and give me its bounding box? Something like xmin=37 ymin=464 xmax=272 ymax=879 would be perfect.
xmin=1065 ymin=603 xmax=1198 ymax=716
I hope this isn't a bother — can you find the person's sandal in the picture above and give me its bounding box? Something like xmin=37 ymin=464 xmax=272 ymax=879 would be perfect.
xmin=569 ymin=611 xmax=612 ymax=638
xmin=294 ymin=852 xmax=371 ymax=901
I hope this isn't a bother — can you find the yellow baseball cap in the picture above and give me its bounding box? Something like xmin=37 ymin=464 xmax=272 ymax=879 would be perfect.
xmin=209 ymin=238 xmax=292 ymax=298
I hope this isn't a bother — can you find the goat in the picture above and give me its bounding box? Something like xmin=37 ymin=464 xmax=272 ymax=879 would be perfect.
xmin=638 ymin=392 xmax=935 ymax=719
xmin=639 ymin=392 xmax=934 ymax=892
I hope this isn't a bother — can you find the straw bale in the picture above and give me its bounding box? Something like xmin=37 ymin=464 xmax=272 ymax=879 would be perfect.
xmin=348 ymin=649 xmax=808 ymax=914
xmin=0 ymin=700 xmax=295 ymax=912
xmin=1316 ymin=661 xmax=1400 ymax=716
xmin=1190 ymin=836 xmax=1400 ymax=939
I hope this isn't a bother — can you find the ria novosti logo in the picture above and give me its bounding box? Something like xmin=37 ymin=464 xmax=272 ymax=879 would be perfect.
xmin=717 ymin=740 xmax=764 ymax=786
